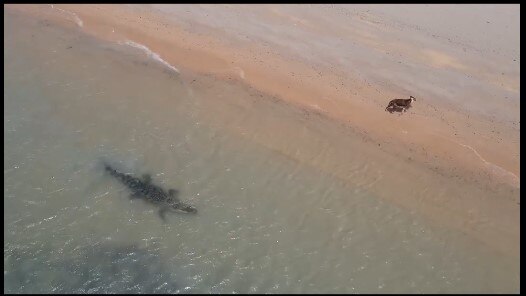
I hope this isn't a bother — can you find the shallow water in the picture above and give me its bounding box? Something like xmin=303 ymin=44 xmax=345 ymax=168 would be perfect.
xmin=4 ymin=10 xmax=519 ymax=293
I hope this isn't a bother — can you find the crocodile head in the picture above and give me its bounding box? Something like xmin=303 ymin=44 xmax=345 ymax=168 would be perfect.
xmin=165 ymin=189 xmax=196 ymax=214
xmin=174 ymin=203 xmax=197 ymax=214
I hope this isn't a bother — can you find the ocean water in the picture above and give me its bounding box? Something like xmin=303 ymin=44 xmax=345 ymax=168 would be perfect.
xmin=4 ymin=9 xmax=519 ymax=293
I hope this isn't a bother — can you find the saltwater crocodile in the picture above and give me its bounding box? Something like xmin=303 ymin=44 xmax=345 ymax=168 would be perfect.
xmin=104 ymin=163 xmax=197 ymax=220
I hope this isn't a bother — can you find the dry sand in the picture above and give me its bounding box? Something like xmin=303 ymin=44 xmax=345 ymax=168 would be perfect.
xmin=6 ymin=4 xmax=520 ymax=257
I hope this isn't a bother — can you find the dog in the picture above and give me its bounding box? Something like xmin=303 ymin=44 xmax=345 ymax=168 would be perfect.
xmin=385 ymin=96 xmax=416 ymax=113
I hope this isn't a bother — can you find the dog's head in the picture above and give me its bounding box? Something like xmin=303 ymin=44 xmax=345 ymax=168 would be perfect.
xmin=409 ymin=96 xmax=416 ymax=102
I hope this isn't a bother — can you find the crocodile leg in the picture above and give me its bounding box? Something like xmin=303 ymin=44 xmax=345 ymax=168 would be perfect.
xmin=158 ymin=206 xmax=169 ymax=222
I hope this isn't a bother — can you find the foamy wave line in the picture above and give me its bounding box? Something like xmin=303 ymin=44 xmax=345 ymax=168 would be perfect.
xmin=309 ymin=104 xmax=323 ymax=111
xmin=49 ymin=4 xmax=83 ymax=27
xmin=434 ymin=132 xmax=520 ymax=188
xmin=233 ymin=66 xmax=245 ymax=79
xmin=120 ymin=40 xmax=180 ymax=74
xmin=206 ymin=66 xmax=245 ymax=80
xmin=456 ymin=142 xmax=519 ymax=187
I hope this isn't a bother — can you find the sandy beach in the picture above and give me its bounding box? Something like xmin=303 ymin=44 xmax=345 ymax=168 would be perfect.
xmin=4 ymin=4 xmax=520 ymax=292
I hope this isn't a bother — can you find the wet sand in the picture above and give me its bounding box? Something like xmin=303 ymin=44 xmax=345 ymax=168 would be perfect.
xmin=5 ymin=3 xmax=519 ymax=264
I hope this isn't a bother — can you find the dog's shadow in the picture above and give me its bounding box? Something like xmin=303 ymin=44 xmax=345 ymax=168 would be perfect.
xmin=386 ymin=105 xmax=410 ymax=115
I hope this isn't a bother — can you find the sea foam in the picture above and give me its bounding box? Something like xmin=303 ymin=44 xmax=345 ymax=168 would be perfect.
xmin=121 ymin=40 xmax=180 ymax=74
xmin=50 ymin=5 xmax=83 ymax=28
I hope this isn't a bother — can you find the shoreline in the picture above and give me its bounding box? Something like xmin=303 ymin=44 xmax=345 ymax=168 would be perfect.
xmin=5 ymin=4 xmax=520 ymax=257
xmin=52 ymin=4 xmax=520 ymax=184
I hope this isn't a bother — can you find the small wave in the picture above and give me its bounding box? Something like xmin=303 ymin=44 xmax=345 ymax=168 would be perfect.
xmin=49 ymin=5 xmax=83 ymax=28
xmin=309 ymin=104 xmax=323 ymax=111
xmin=456 ymin=142 xmax=519 ymax=188
xmin=207 ymin=66 xmax=245 ymax=80
xmin=434 ymin=132 xmax=520 ymax=188
xmin=233 ymin=66 xmax=245 ymax=79
xmin=121 ymin=40 xmax=180 ymax=74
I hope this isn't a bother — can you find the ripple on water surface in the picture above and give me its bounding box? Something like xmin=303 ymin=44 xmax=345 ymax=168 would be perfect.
xmin=3 ymin=8 xmax=519 ymax=294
